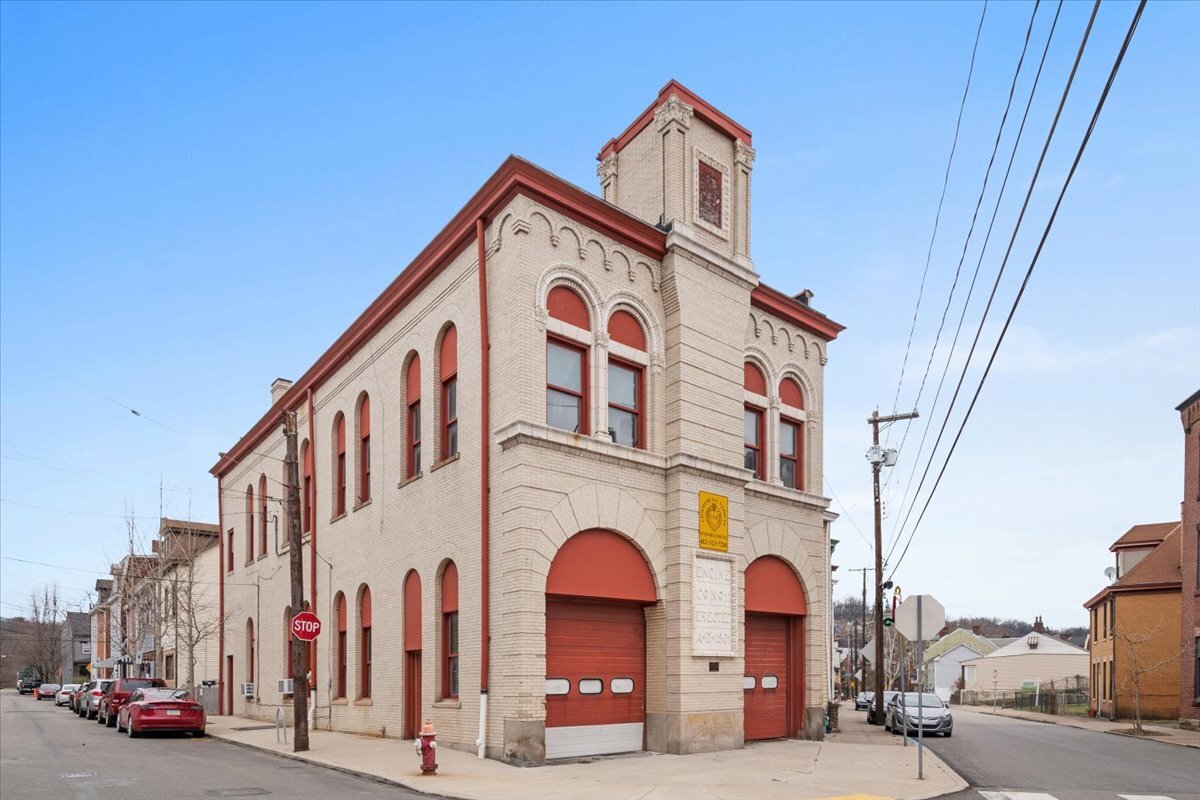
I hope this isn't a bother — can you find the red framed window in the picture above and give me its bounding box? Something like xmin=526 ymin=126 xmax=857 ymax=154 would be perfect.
xmin=284 ymin=606 xmax=293 ymax=681
xmin=780 ymin=418 xmax=801 ymax=489
xmin=406 ymin=354 xmax=421 ymax=478
xmin=358 ymin=396 xmax=371 ymax=503
xmin=608 ymin=358 xmax=642 ymax=448
xmin=301 ymin=441 xmax=312 ymax=534
xmin=335 ymin=415 xmax=347 ymax=516
xmin=441 ymin=562 xmax=459 ymax=699
xmin=744 ymin=406 xmax=764 ymax=479
xmin=226 ymin=529 xmax=234 ymax=573
xmin=258 ymin=475 xmax=268 ymax=556
xmin=245 ymin=486 xmax=255 ymax=562
xmin=440 ymin=326 xmax=458 ymax=460
xmin=547 ymin=338 xmax=587 ymax=434
xmin=698 ymin=161 xmax=722 ymax=227
xmin=246 ymin=618 xmax=255 ymax=687
xmin=359 ymin=587 xmax=372 ymax=699
xmin=334 ymin=593 xmax=346 ymax=699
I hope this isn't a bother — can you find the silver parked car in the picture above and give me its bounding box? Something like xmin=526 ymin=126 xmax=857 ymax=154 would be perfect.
xmin=78 ymin=679 xmax=114 ymax=719
xmin=885 ymin=691 xmax=953 ymax=737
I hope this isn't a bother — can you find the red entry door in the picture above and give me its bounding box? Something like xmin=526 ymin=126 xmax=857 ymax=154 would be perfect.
xmin=744 ymin=614 xmax=788 ymax=740
xmin=545 ymin=599 xmax=645 ymax=758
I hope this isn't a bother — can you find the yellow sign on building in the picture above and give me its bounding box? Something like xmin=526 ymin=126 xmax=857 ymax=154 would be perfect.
xmin=698 ymin=491 xmax=729 ymax=552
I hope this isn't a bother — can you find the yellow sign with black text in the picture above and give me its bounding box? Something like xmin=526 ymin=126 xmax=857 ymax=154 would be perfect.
xmin=698 ymin=491 xmax=729 ymax=552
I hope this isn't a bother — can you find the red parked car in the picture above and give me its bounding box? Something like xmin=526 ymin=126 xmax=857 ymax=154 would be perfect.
xmin=34 ymin=683 xmax=61 ymax=701
xmin=117 ymin=688 xmax=206 ymax=738
xmin=98 ymin=677 xmax=167 ymax=728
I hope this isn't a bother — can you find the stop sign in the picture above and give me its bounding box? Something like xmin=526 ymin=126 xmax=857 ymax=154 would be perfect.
xmin=291 ymin=611 xmax=322 ymax=642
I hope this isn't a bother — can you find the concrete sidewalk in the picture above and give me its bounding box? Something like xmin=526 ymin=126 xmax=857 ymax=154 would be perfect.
xmin=952 ymin=704 xmax=1200 ymax=749
xmin=206 ymin=709 xmax=966 ymax=800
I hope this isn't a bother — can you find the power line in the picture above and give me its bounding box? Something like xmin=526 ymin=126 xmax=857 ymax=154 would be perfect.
xmin=823 ymin=477 xmax=873 ymax=550
xmin=889 ymin=0 xmax=990 ymax=427
xmin=888 ymin=0 xmax=1145 ymax=579
xmin=885 ymin=0 xmax=1065 ymax=557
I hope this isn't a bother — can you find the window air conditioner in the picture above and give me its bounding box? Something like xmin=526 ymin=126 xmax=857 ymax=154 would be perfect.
xmin=277 ymin=678 xmax=294 ymax=695
xmin=240 ymin=683 xmax=255 ymax=698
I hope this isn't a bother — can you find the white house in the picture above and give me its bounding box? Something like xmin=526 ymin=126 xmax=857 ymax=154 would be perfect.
xmin=960 ymin=629 xmax=1088 ymax=696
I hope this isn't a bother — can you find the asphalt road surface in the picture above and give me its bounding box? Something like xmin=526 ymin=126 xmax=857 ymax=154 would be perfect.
xmin=0 ymin=689 xmax=429 ymax=800
xmin=925 ymin=711 xmax=1200 ymax=800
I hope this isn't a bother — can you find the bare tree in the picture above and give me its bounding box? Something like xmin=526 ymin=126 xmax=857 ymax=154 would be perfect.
xmin=20 ymin=586 xmax=64 ymax=682
xmin=161 ymin=513 xmax=221 ymax=691
xmin=1114 ymin=622 xmax=1184 ymax=734
xmin=114 ymin=502 xmax=164 ymax=678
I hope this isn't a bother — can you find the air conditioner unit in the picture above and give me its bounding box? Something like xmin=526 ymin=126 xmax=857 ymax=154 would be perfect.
xmin=277 ymin=678 xmax=294 ymax=695
xmin=240 ymin=683 xmax=255 ymax=698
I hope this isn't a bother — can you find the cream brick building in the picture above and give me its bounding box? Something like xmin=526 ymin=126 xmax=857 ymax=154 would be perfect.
xmin=212 ymin=81 xmax=844 ymax=764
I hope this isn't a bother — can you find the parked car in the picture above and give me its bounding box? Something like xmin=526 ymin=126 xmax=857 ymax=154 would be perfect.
xmin=98 ymin=677 xmax=167 ymax=728
xmin=78 ymin=679 xmax=114 ymax=719
xmin=117 ymin=688 xmax=206 ymax=738
xmin=69 ymin=683 xmax=87 ymax=713
xmin=17 ymin=678 xmax=42 ymax=695
xmin=56 ymin=684 xmax=80 ymax=706
xmin=855 ymin=691 xmax=875 ymax=710
xmin=34 ymin=683 xmax=61 ymax=701
xmin=866 ymin=690 xmax=899 ymax=724
xmin=885 ymin=691 xmax=953 ymax=737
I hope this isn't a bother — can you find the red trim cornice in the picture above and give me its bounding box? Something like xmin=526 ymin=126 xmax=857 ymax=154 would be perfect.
xmin=751 ymin=283 xmax=846 ymax=342
xmin=1084 ymin=581 xmax=1182 ymax=609
xmin=211 ymin=157 xmax=666 ymax=477
xmin=597 ymin=80 xmax=752 ymax=161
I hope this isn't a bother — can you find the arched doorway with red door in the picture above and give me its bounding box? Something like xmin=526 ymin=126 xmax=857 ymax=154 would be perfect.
xmin=544 ymin=528 xmax=657 ymax=760
xmin=743 ymin=555 xmax=807 ymax=741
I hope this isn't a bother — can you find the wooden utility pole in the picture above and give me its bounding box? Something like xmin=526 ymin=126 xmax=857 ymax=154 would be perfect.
xmin=847 ymin=566 xmax=872 ymax=694
xmin=284 ymin=410 xmax=309 ymax=752
xmin=868 ymin=409 xmax=917 ymax=725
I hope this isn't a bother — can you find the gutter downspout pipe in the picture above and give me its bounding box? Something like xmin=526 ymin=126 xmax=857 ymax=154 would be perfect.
xmin=217 ymin=476 xmax=225 ymax=716
xmin=307 ymin=388 xmax=318 ymax=729
xmin=475 ymin=217 xmax=491 ymax=759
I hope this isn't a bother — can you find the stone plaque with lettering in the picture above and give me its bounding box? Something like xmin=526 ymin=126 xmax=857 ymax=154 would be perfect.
xmin=692 ymin=553 xmax=735 ymax=657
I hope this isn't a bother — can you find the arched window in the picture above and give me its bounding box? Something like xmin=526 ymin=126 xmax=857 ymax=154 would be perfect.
xmin=406 ymin=353 xmax=422 ymax=478
xmin=226 ymin=528 xmax=234 ymax=574
xmin=358 ymin=586 xmax=372 ymax=699
xmin=440 ymin=325 xmax=458 ymax=460
xmin=258 ymin=475 xmax=268 ymax=556
xmin=441 ymin=562 xmax=459 ymax=699
xmin=283 ymin=605 xmax=293 ymax=681
xmin=744 ymin=362 xmax=767 ymax=479
xmin=334 ymin=592 xmax=347 ymax=699
xmin=334 ymin=414 xmax=347 ymax=517
xmin=357 ymin=395 xmax=371 ymax=504
xmin=607 ymin=310 xmax=646 ymax=449
xmin=301 ymin=441 xmax=313 ymax=534
xmin=546 ymin=286 xmax=590 ymax=434
xmin=778 ymin=377 xmax=805 ymax=490
xmin=245 ymin=484 xmax=255 ymax=562
xmin=246 ymin=618 xmax=255 ymax=689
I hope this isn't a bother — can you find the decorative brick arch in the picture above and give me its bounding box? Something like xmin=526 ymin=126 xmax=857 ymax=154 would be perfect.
xmin=535 ymin=484 xmax=665 ymax=596
xmin=777 ymin=363 xmax=819 ymax=418
xmin=743 ymin=346 xmax=777 ymax=395
xmin=742 ymin=519 xmax=820 ymax=613
xmin=534 ymin=264 xmax=605 ymax=332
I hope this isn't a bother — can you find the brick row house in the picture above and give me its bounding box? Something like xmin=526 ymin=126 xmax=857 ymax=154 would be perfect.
xmin=1178 ymin=389 xmax=1200 ymax=728
xmin=211 ymin=82 xmax=843 ymax=763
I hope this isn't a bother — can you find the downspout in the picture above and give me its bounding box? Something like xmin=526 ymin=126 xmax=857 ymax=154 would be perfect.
xmin=475 ymin=217 xmax=491 ymax=759
xmin=217 ymin=476 xmax=225 ymax=716
xmin=307 ymin=388 xmax=318 ymax=727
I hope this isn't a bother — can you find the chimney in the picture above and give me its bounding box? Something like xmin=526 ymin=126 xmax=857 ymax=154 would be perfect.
xmin=271 ymin=378 xmax=293 ymax=406
xmin=971 ymin=625 xmax=981 ymax=635
xmin=1033 ymin=616 xmax=1045 ymax=633
xmin=793 ymin=289 xmax=814 ymax=307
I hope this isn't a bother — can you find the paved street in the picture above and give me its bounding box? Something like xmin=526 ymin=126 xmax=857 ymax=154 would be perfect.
xmin=0 ymin=690 xmax=427 ymax=800
xmin=925 ymin=711 xmax=1200 ymax=800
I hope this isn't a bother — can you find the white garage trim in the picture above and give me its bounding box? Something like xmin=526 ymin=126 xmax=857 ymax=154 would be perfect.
xmin=545 ymin=722 xmax=643 ymax=760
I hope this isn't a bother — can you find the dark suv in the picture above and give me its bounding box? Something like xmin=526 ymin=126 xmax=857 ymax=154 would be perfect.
xmin=17 ymin=678 xmax=42 ymax=695
xmin=98 ymin=677 xmax=167 ymax=727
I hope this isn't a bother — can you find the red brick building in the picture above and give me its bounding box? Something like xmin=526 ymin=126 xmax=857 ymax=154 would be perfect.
xmin=1177 ymin=389 xmax=1200 ymax=728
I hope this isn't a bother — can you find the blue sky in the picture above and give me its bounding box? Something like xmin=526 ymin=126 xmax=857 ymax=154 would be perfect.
xmin=1 ymin=1 xmax=1196 ymax=628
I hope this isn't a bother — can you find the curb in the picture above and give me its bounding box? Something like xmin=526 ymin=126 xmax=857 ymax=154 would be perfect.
xmin=206 ymin=729 xmax=463 ymax=799
xmin=963 ymin=708 xmax=1200 ymax=750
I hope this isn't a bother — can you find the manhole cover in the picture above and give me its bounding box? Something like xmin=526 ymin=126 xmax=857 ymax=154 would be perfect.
xmin=205 ymin=791 xmax=271 ymax=798
xmin=61 ymin=773 xmax=97 ymax=780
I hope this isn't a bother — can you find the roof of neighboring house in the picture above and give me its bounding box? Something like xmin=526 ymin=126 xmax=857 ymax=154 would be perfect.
xmin=65 ymin=612 xmax=89 ymax=638
xmin=1110 ymin=521 xmax=1178 ymax=551
xmin=1086 ymin=523 xmax=1182 ymax=609
xmin=973 ymin=630 xmax=1089 ymax=658
xmin=159 ymin=518 xmax=219 ymax=536
xmin=988 ymin=637 xmax=1020 ymax=649
xmin=923 ymin=628 xmax=998 ymax=663
xmin=1175 ymin=388 xmax=1200 ymax=412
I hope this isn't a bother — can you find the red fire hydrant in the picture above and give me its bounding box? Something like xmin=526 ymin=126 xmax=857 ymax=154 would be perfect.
xmin=414 ymin=720 xmax=437 ymax=775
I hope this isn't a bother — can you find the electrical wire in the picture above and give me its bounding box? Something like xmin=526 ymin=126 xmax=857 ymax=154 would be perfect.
xmin=888 ymin=0 xmax=990 ymax=429
xmin=888 ymin=0 xmax=1146 ymax=579
xmin=884 ymin=0 xmax=1065 ymax=557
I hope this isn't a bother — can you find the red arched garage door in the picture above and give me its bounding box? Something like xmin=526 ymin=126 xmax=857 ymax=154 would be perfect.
xmin=744 ymin=556 xmax=807 ymax=740
xmin=545 ymin=529 xmax=656 ymax=759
